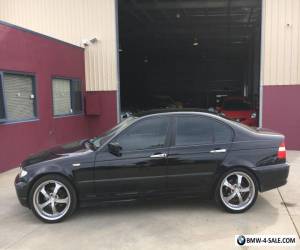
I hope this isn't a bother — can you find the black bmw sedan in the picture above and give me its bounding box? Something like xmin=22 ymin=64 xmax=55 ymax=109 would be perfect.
xmin=15 ymin=110 xmax=289 ymax=223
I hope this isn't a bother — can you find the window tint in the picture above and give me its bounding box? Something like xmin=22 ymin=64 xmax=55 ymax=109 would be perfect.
xmin=52 ymin=78 xmax=82 ymax=116
xmin=175 ymin=116 xmax=213 ymax=146
xmin=213 ymin=121 xmax=233 ymax=143
xmin=116 ymin=117 xmax=169 ymax=151
xmin=3 ymin=73 xmax=36 ymax=121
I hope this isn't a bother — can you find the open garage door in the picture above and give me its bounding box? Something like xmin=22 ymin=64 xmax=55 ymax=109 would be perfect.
xmin=118 ymin=0 xmax=262 ymax=126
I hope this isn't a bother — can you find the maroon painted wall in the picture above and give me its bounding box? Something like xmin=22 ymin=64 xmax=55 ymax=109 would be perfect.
xmin=0 ymin=23 xmax=117 ymax=172
xmin=263 ymin=85 xmax=300 ymax=150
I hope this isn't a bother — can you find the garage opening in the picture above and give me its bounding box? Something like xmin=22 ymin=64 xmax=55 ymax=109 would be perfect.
xmin=118 ymin=0 xmax=262 ymax=126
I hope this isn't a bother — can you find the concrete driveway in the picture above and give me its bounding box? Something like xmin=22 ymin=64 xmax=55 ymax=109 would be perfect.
xmin=0 ymin=151 xmax=299 ymax=250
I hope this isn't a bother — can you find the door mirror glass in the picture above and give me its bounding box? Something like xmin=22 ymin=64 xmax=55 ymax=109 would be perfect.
xmin=108 ymin=142 xmax=122 ymax=156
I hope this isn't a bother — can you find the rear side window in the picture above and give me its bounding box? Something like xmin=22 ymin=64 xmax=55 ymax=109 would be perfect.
xmin=115 ymin=117 xmax=169 ymax=151
xmin=213 ymin=121 xmax=233 ymax=143
xmin=175 ymin=116 xmax=213 ymax=146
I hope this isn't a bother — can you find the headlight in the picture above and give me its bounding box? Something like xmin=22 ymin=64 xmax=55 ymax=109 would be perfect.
xmin=251 ymin=112 xmax=257 ymax=119
xmin=19 ymin=168 xmax=28 ymax=178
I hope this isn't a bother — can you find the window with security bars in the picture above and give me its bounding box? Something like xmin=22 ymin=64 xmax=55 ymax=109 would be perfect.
xmin=52 ymin=78 xmax=82 ymax=116
xmin=0 ymin=72 xmax=36 ymax=122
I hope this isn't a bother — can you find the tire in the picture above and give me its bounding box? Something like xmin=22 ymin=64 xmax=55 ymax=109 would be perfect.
xmin=29 ymin=174 xmax=77 ymax=223
xmin=215 ymin=168 xmax=258 ymax=213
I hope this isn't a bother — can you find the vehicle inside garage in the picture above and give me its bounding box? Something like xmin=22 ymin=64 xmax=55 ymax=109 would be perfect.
xmin=118 ymin=0 xmax=262 ymax=125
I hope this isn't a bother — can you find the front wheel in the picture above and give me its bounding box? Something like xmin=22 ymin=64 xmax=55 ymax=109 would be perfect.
xmin=215 ymin=169 xmax=258 ymax=213
xmin=29 ymin=174 xmax=77 ymax=223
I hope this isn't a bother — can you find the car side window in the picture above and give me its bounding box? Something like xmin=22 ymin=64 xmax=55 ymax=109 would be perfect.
xmin=114 ymin=117 xmax=169 ymax=151
xmin=175 ymin=116 xmax=213 ymax=146
xmin=213 ymin=121 xmax=233 ymax=143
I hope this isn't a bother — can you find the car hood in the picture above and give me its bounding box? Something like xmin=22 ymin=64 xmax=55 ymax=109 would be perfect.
xmin=22 ymin=139 xmax=91 ymax=168
xmin=222 ymin=110 xmax=254 ymax=118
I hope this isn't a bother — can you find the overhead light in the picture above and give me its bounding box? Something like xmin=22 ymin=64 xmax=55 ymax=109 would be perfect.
xmin=81 ymin=37 xmax=98 ymax=47
xmin=193 ymin=38 xmax=199 ymax=46
xmin=90 ymin=37 xmax=98 ymax=44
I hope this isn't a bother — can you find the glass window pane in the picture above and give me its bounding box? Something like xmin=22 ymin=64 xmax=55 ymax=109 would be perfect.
xmin=52 ymin=79 xmax=71 ymax=116
xmin=0 ymin=75 xmax=5 ymax=120
xmin=71 ymin=80 xmax=82 ymax=113
xmin=3 ymin=73 xmax=35 ymax=120
xmin=214 ymin=122 xmax=233 ymax=143
xmin=116 ymin=117 xmax=169 ymax=151
xmin=176 ymin=116 xmax=213 ymax=146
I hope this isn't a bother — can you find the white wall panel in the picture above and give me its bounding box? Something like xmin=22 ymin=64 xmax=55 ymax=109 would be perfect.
xmin=263 ymin=0 xmax=300 ymax=85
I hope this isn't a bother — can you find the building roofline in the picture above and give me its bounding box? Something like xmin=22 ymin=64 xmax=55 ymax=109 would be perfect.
xmin=0 ymin=19 xmax=83 ymax=50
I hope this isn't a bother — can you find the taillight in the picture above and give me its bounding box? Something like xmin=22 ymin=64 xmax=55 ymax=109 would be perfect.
xmin=277 ymin=142 xmax=286 ymax=160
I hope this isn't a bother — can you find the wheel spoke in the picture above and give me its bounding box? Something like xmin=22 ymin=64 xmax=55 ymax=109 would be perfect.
xmin=236 ymin=191 xmax=243 ymax=204
xmin=223 ymin=179 xmax=235 ymax=190
xmin=53 ymin=182 xmax=62 ymax=196
xmin=55 ymin=197 xmax=69 ymax=204
xmin=240 ymin=187 xmax=250 ymax=193
xmin=40 ymin=187 xmax=50 ymax=200
xmin=39 ymin=200 xmax=51 ymax=209
xmin=51 ymin=201 xmax=58 ymax=215
xmin=225 ymin=191 xmax=237 ymax=202
xmin=237 ymin=174 xmax=243 ymax=187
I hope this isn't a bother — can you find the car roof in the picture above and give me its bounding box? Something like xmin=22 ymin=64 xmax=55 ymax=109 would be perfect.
xmin=134 ymin=108 xmax=219 ymax=118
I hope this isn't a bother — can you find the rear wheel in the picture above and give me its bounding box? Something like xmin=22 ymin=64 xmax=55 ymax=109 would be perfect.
xmin=215 ymin=169 xmax=258 ymax=213
xmin=29 ymin=174 xmax=77 ymax=223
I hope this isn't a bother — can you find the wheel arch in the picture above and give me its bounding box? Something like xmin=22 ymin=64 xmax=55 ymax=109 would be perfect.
xmin=27 ymin=170 xmax=79 ymax=208
xmin=210 ymin=165 xmax=262 ymax=198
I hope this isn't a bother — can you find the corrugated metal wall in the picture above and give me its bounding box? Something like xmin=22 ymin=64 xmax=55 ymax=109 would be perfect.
xmin=263 ymin=0 xmax=300 ymax=85
xmin=2 ymin=0 xmax=300 ymax=88
xmin=0 ymin=0 xmax=118 ymax=91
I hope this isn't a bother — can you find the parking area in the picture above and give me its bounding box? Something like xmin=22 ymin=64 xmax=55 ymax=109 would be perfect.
xmin=0 ymin=151 xmax=299 ymax=250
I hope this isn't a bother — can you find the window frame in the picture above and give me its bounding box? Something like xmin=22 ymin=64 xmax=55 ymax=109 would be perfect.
xmin=110 ymin=116 xmax=172 ymax=153
xmin=51 ymin=77 xmax=83 ymax=118
xmin=171 ymin=114 xmax=235 ymax=148
xmin=0 ymin=70 xmax=37 ymax=124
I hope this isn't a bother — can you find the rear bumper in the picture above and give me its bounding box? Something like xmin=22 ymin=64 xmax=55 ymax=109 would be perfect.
xmin=253 ymin=163 xmax=289 ymax=192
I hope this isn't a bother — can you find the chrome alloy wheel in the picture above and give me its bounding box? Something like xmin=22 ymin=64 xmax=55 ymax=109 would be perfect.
xmin=33 ymin=180 xmax=71 ymax=221
xmin=220 ymin=171 xmax=255 ymax=211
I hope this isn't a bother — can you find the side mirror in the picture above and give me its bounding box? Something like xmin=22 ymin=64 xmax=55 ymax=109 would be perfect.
xmin=108 ymin=142 xmax=122 ymax=156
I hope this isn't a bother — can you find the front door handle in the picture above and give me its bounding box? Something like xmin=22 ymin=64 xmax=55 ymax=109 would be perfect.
xmin=210 ymin=149 xmax=227 ymax=153
xmin=150 ymin=153 xmax=167 ymax=159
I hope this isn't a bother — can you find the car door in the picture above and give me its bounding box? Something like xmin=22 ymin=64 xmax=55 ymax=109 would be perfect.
xmin=94 ymin=116 xmax=171 ymax=200
xmin=167 ymin=114 xmax=233 ymax=195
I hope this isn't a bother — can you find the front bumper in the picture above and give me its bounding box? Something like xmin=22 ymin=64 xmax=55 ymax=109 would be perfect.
xmin=14 ymin=175 xmax=30 ymax=207
xmin=253 ymin=163 xmax=289 ymax=192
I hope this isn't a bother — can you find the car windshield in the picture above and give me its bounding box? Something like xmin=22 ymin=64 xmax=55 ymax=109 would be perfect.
xmin=89 ymin=116 xmax=137 ymax=149
xmin=223 ymin=100 xmax=251 ymax=110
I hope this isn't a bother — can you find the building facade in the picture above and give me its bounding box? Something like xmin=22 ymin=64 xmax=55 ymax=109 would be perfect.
xmin=0 ymin=0 xmax=300 ymax=171
xmin=0 ymin=21 xmax=117 ymax=171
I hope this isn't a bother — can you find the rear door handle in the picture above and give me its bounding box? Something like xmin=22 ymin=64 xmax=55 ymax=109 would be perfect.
xmin=150 ymin=153 xmax=167 ymax=159
xmin=210 ymin=149 xmax=227 ymax=153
